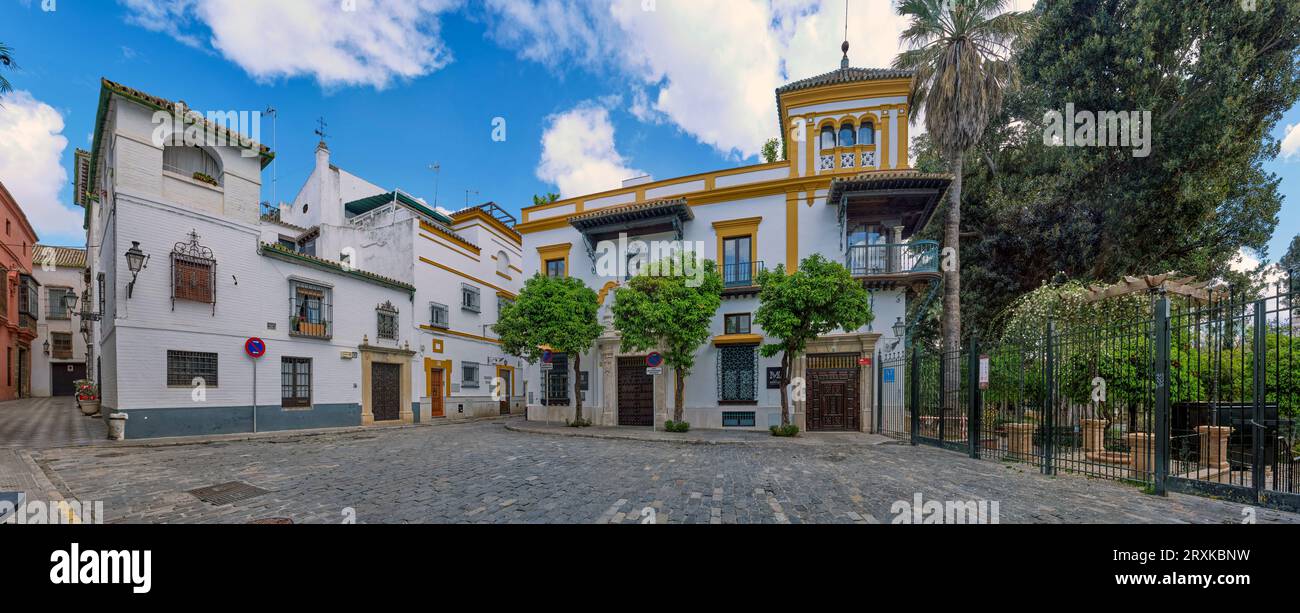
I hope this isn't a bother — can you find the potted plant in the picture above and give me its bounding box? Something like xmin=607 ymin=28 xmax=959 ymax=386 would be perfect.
xmin=76 ymin=381 xmax=101 ymax=416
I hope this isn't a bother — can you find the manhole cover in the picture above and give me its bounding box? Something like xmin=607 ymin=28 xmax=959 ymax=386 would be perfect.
xmin=188 ymin=481 xmax=269 ymax=505
xmin=247 ymin=517 xmax=293 ymax=524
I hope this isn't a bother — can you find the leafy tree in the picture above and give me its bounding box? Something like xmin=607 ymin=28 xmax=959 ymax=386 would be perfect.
xmin=532 ymin=193 xmax=560 ymax=206
xmin=754 ymin=254 xmax=873 ymax=427
xmin=611 ymin=252 xmax=723 ymax=423
xmin=0 ymin=42 xmax=15 ymax=95
xmin=914 ymin=0 xmax=1300 ymax=337
xmin=760 ymin=137 xmax=785 ymax=164
xmin=495 ymin=274 xmax=602 ymax=423
xmin=893 ymin=0 xmax=1036 ymax=363
xmin=1281 ymin=235 xmax=1300 ymax=277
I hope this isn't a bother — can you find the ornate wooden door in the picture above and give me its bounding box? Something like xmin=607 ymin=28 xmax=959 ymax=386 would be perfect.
xmin=617 ymin=357 xmax=654 ymax=426
xmin=428 ymin=368 xmax=444 ymax=417
xmin=371 ymin=362 xmax=401 ymax=422
xmin=807 ymin=354 xmax=860 ymax=432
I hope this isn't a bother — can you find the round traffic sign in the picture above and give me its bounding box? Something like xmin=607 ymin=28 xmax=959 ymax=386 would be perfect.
xmin=646 ymin=352 xmax=663 ymax=368
xmin=245 ymin=337 xmax=266 ymax=359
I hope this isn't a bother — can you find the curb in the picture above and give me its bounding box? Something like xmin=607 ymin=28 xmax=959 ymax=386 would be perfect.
xmin=45 ymin=413 xmax=521 ymax=450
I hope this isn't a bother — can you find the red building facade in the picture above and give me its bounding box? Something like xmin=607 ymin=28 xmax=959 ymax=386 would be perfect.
xmin=0 ymin=181 xmax=40 ymax=401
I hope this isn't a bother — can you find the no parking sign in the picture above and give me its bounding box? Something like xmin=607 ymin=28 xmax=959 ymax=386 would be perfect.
xmin=245 ymin=337 xmax=266 ymax=359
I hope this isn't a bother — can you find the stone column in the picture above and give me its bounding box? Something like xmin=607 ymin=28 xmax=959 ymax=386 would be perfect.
xmin=1081 ymin=419 xmax=1107 ymax=453
xmin=1126 ymin=432 xmax=1152 ymax=475
xmin=1197 ymin=425 xmax=1233 ymax=471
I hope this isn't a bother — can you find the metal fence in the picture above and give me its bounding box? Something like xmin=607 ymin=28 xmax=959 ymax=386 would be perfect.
xmin=877 ymin=281 xmax=1300 ymax=511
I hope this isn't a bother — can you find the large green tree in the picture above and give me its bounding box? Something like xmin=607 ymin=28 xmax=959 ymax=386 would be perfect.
xmin=495 ymin=274 xmax=602 ymax=423
xmin=611 ymin=252 xmax=723 ymax=423
xmin=911 ymin=0 xmax=1300 ymax=338
xmin=893 ymin=0 xmax=1035 ymax=359
xmin=754 ymin=255 xmax=873 ymax=427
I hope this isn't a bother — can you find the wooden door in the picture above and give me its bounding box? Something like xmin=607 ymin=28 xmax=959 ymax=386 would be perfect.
xmin=371 ymin=363 xmax=401 ymax=421
xmin=428 ymin=368 xmax=445 ymax=418
xmin=617 ymin=357 xmax=654 ymax=426
xmin=498 ymin=368 xmax=512 ymax=415
xmin=807 ymin=354 xmax=860 ymax=432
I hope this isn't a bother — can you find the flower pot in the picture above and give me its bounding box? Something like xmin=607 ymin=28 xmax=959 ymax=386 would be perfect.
xmin=107 ymin=412 xmax=128 ymax=440
xmin=80 ymin=399 xmax=101 ymax=417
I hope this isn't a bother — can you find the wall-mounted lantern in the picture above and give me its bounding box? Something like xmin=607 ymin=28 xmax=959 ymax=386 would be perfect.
xmin=125 ymin=241 xmax=150 ymax=298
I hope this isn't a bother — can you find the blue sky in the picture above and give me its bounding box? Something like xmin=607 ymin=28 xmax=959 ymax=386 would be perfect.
xmin=1 ymin=0 xmax=1296 ymax=268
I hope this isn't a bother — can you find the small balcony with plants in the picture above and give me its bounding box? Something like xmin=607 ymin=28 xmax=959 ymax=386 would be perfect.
xmin=289 ymin=281 xmax=332 ymax=339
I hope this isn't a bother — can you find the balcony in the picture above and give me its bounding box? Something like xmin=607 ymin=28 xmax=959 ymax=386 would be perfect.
xmin=289 ymin=282 xmax=332 ymax=340
xmin=846 ymin=241 xmax=940 ymax=286
xmin=720 ymin=260 xmax=765 ymax=295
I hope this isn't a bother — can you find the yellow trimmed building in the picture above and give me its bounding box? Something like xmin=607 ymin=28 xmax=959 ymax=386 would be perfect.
xmin=516 ymin=52 xmax=951 ymax=432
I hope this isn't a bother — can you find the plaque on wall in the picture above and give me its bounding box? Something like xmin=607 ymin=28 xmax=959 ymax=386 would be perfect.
xmin=766 ymin=367 xmax=783 ymax=389
xmin=579 ymin=371 xmax=590 ymax=391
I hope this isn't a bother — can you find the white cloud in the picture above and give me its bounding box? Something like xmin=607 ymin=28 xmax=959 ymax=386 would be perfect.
xmin=486 ymin=0 xmax=1037 ymax=161
xmin=536 ymin=102 xmax=644 ymax=197
xmin=1281 ymin=123 xmax=1300 ymax=159
xmin=0 ymin=91 xmax=85 ymax=243
xmin=121 ymin=0 xmax=460 ymax=88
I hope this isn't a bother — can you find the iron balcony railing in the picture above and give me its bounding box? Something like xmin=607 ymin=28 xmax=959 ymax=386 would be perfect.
xmin=289 ymin=295 xmax=332 ymax=340
xmin=846 ymin=241 xmax=939 ymax=277
xmin=720 ymin=260 xmax=765 ymax=288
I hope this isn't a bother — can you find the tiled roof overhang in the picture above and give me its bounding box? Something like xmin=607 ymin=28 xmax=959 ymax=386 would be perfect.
xmin=827 ymin=170 xmax=953 ymax=233
xmin=568 ymin=198 xmax=693 ymax=233
xmin=774 ymin=66 xmax=915 ymax=159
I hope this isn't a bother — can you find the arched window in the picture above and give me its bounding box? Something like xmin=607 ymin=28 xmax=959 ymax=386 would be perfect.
xmin=163 ymin=146 xmax=222 ymax=186
xmin=858 ymin=122 xmax=875 ymax=146
xmin=838 ymin=123 xmax=856 ymax=147
xmin=819 ymin=126 xmax=836 ymax=151
xmin=496 ymin=250 xmax=510 ymax=274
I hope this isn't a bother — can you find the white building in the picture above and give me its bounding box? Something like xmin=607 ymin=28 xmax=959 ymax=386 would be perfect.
xmin=515 ymin=53 xmax=950 ymax=432
xmin=80 ymin=79 xmax=418 ymax=438
xmin=31 ymin=245 xmax=88 ymax=397
xmin=273 ymin=143 xmax=526 ymax=420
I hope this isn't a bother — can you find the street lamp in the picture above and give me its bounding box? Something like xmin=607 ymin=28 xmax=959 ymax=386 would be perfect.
xmin=891 ymin=316 xmax=907 ymax=350
xmin=42 ymin=339 xmax=49 ymax=355
xmin=125 ymin=241 xmax=149 ymax=298
xmin=62 ymin=293 xmax=78 ymax=315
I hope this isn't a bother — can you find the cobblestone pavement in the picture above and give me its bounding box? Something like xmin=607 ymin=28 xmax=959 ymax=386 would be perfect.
xmin=0 ymin=397 xmax=100 ymax=448
xmin=33 ymin=419 xmax=1300 ymax=524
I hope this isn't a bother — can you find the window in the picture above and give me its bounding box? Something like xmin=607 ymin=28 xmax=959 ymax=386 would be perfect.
xmin=290 ymin=281 xmax=331 ymax=338
xmin=298 ymin=236 xmax=317 ymax=257
xmin=722 ymin=235 xmax=752 ymax=287
xmin=97 ymin=273 xmax=105 ymax=317
xmin=163 ymin=146 xmax=222 ymax=186
xmin=376 ymin=302 xmax=398 ymax=341
xmin=0 ymin=266 xmax=9 ymax=318
xmin=277 ymin=237 xmax=295 ymax=251
xmin=462 ymin=361 xmax=480 ymax=388
xmin=18 ymin=275 xmax=38 ymax=322
xmin=47 ymin=287 xmax=74 ymax=319
xmin=429 ymin=302 xmax=449 ymax=328
xmin=496 ymin=251 xmax=510 ymax=274
xmin=51 ymin=332 xmax=73 ymax=359
xmin=167 ymin=350 xmax=218 ymax=387
xmin=724 ymin=313 xmax=751 ymax=335
xmin=498 ymin=296 xmax=514 ymax=321
xmin=858 ymin=122 xmax=875 ymax=145
xmin=545 ymin=258 xmax=566 ymax=278
xmin=722 ymin=411 xmax=756 ymax=427
xmin=544 ymin=353 xmax=569 ymax=405
xmin=172 ymin=241 xmax=216 ymax=305
xmin=281 ymin=357 xmax=312 ymax=408
xmin=718 ymin=345 xmax=757 ymax=403
xmin=461 ymin=284 xmax=481 ymax=313
xmin=839 ymin=123 xmax=856 ymax=147
xmin=820 ymin=125 xmax=836 ymax=151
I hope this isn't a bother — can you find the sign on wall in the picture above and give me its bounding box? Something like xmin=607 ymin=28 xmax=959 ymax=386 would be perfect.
xmin=766 ymin=367 xmax=783 ymax=389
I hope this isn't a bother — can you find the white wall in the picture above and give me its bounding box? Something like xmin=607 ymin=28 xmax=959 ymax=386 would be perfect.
xmin=31 ymin=263 xmax=88 ymax=397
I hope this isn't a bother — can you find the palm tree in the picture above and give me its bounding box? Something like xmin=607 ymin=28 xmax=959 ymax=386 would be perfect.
xmin=0 ymin=42 xmax=15 ymax=95
xmin=892 ymin=0 xmax=1033 ymax=365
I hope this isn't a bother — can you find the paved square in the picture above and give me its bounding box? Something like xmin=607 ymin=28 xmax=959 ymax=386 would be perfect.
xmin=31 ymin=420 xmax=1300 ymax=524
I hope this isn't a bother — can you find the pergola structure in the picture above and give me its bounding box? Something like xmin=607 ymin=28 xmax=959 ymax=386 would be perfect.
xmin=1081 ymin=272 xmax=1217 ymax=304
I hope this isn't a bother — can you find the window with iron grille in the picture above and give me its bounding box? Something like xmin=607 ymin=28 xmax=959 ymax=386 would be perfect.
xmin=97 ymin=273 xmax=105 ymax=318
xmin=544 ymin=353 xmax=569 ymax=406
xmin=462 ymin=361 xmax=480 ymax=388
xmin=167 ymin=350 xmax=218 ymax=387
xmin=0 ymin=266 xmax=8 ymax=318
xmin=47 ymin=287 xmax=73 ymax=319
xmin=718 ymin=345 xmax=757 ymax=403
xmin=724 ymin=313 xmax=751 ymax=335
xmin=376 ymin=301 xmax=398 ymax=341
xmin=290 ymin=280 xmax=332 ymax=339
xmin=281 ymin=357 xmax=312 ymax=408
xmin=171 ymin=231 xmax=217 ymax=309
xmin=498 ymin=296 xmax=514 ymax=320
xmin=429 ymin=302 xmax=449 ymax=328
xmin=722 ymin=411 xmax=756 ymax=427
xmin=18 ymin=275 xmax=38 ymax=320
xmin=461 ymin=284 xmax=480 ymax=313
xmin=51 ymin=332 xmax=73 ymax=359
